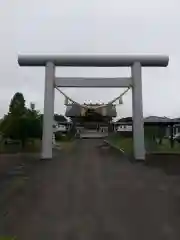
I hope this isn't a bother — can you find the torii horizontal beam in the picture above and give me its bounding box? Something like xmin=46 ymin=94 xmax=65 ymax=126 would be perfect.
xmin=55 ymin=77 xmax=132 ymax=88
xmin=18 ymin=54 xmax=169 ymax=67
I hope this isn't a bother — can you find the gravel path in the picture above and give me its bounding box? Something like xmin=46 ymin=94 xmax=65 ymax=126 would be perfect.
xmin=1 ymin=139 xmax=180 ymax=239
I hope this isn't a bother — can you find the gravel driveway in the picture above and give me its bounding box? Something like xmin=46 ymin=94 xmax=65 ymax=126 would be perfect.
xmin=0 ymin=139 xmax=180 ymax=239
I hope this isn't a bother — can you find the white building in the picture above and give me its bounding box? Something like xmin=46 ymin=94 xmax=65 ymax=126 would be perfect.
xmin=117 ymin=125 xmax=132 ymax=132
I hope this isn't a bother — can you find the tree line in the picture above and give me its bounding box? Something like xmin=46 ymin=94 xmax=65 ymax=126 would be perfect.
xmin=0 ymin=92 xmax=67 ymax=146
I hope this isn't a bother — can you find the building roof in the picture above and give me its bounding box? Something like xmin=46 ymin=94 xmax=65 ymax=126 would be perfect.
xmin=115 ymin=116 xmax=180 ymax=125
xmin=144 ymin=116 xmax=171 ymax=122
xmin=65 ymin=104 xmax=117 ymax=117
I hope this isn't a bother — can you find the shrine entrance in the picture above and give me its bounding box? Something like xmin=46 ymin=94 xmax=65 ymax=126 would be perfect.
xmin=18 ymin=54 xmax=169 ymax=160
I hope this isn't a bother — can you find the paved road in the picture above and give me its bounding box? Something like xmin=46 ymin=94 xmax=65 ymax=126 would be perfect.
xmin=1 ymin=139 xmax=180 ymax=239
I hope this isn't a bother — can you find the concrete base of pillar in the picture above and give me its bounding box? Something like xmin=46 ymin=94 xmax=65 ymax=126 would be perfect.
xmin=40 ymin=157 xmax=52 ymax=161
xmin=135 ymin=158 xmax=145 ymax=161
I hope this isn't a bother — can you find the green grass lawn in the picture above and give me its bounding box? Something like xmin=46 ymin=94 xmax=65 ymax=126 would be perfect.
xmin=0 ymin=134 xmax=76 ymax=154
xmin=151 ymin=139 xmax=180 ymax=153
xmin=108 ymin=135 xmax=133 ymax=154
xmin=0 ymin=139 xmax=41 ymax=154
xmin=108 ymin=134 xmax=180 ymax=155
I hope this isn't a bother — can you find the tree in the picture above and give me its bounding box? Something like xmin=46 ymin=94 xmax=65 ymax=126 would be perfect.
xmin=24 ymin=103 xmax=42 ymax=139
xmin=5 ymin=92 xmax=27 ymax=145
xmin=0 ymin=114 xmax=29 ymax=146
xmin=9 ymin=92 xmax=26 ymax=116
xmin=0 ymin=93 xmax=42 ymax=148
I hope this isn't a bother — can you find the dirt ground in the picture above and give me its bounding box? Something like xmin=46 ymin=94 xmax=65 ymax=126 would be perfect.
xmin=0 ymin=139 xmax=180 ymax=239
xmin=0 ymin=153 xmax=30 ymax=178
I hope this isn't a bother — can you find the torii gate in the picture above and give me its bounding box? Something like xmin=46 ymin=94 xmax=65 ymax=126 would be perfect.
xmin=18 ymin=54 xmax=169 ymax=160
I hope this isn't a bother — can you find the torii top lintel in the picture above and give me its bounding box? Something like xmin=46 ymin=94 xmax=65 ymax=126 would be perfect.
xmin=18 ymin=54 xmax=169 ymax=67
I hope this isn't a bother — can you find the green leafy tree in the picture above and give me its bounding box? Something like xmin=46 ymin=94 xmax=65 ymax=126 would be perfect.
xmin=0 ymin=92 xmax=27 ymax=144
xmin=26 ymin=104 xmax=42 ymax=139
xmin=0 ymin=94 xmax=42 ymax=148
xmin=9 ymin=92 xmax=26 ymax=116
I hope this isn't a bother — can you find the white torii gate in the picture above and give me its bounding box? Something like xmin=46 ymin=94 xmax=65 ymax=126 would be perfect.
xmin=18 ymin=54 xmax=169 ymax=160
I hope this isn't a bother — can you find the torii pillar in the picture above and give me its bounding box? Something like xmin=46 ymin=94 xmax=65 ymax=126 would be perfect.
xmin=42 ymin=62 xmax=55 ymax=159
xmin=131 ymin=62 xmax=144 ymax=160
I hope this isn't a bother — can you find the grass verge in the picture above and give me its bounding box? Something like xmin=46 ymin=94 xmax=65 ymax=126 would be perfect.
xmin=108 ymin=134 xmax=180 ymax=155
xmin=108 ymin=135 xmax=133 ymax=154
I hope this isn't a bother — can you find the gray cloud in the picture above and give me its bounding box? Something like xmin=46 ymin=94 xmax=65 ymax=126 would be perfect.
xmin=0 ymin=0 xmax=179 ymax=118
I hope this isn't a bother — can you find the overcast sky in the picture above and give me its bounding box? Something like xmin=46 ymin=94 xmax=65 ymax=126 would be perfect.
xmin=1 ymin=0 xmax=180 ymax=118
